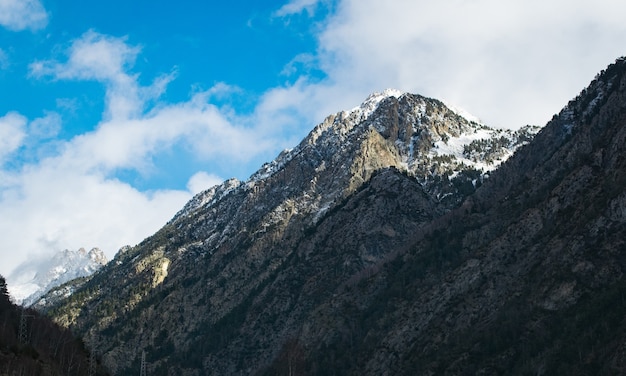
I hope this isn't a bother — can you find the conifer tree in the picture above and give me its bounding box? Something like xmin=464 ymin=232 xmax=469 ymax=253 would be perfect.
xmin=0 ymin=275 xmax=10 ymax=310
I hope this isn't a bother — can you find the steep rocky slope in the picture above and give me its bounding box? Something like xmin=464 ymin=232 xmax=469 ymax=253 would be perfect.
xmin=38 ymin=88 xmax=538 ymax=375
xmin=270 ymin=57 xmax=626 ymax=375
xmin=38 ymin=54 xmax=626 ymax=376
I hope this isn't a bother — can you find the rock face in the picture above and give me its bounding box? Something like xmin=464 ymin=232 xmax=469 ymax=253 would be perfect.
xmin=39 ymin=56 xmax=626 ymax=375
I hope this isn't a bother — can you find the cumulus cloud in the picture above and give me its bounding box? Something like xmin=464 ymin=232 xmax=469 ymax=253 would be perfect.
xmin=28 ymin=111 xmax=61 ymax=139
xmin=1 ymin=164 xmax=190 ymax=281
xmin=29 ymin=31 xmax=139 ymax=82
xmin=187 ymin=172 xmax=224 ymax=195
xmin=30 ymin=31 xmax=145 ymax=120
xmin=0 ymin=0 xmax=48 ymax=31
xmin=274 ymin=0 xmax=626 ymax=129
xmin=274 ymin=0 xmax=322 ymax=17
xmin=28 ymin=31 xmax=281 ymax=172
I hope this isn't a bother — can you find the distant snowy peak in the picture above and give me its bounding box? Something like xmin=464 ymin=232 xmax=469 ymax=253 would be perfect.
xmin=50 ymin=247 xmax=107 ymax=267
xmin=10 ymin=247 xmax=108 ymax=306
xmin=44 ymin=247 xmax=107 ymax=281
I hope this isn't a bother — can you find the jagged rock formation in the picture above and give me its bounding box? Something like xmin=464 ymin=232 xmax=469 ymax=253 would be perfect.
xmin=38 ymin=56 xmax=626 ymax=375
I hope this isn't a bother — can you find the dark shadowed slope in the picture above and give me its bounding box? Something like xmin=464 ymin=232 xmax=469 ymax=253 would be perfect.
xmin=0 ymin=275 xmax=108 ymax=375
xmin=292 ymin=57 xmax=626 ymax=375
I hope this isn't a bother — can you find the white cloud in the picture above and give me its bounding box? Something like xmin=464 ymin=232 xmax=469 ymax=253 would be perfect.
xmin=30 ymin=30 xmax=144 ymax=120
xmin=29 ymin=30 xmax=139 ymax=82
xmin=0 ymin=0 xmax=48 ymax=31
xmin=274 ymin=0 xmax=321 ymax=17
xmin=274 ymin=0 xmax=626 ymax=129
xmin=0 ymin=112 xmax=27 ymax=163
xmin=29 ymin=111 xmax=61 ymax=139
xmin=27 ymin=31 xmax=282 ymax=172
xmin=280 ymin=53 xmax=317 ymax=77
xmin=2 ymin=165 xmax=190 ymax=282
xmin=187 ymin=171 xmax=224 ymax=194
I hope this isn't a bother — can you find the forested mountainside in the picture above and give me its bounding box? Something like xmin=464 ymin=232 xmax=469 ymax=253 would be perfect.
xmin=39 ymin=58 xmax=626 ymax=375
xmin=0 ymin=275 xmax=107 ymax=376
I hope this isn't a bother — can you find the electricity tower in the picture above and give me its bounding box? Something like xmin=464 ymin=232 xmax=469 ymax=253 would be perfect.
xmin=140 ymin=350 xmax=147 ymax=376
xmin=88 ymin=350 xmax=97 ymax=376
xmin=18 ymin=308 xmax=33 ymax=347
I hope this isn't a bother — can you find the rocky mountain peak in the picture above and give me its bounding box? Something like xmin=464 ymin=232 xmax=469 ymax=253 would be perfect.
xmin=38 ymin=86 xmax=544 ymax=375
xmin=172 ymin=90 xmax=537 ymax=229
xmin=87 ymin=247 xmax=108 ymax=264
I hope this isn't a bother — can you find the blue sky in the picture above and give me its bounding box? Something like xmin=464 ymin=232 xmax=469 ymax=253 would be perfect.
xmin=1 ymin=0 xmax=330 ymax=190
xmin=2 ymin=0 xmax=626 ymax=292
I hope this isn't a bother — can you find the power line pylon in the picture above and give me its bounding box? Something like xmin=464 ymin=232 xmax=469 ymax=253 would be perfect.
xmin=18 ymin=308 xmax=33 ymax=347
xmin=88 ymin=350 xmax=97 ymax=376
xmin=140 ymin=350 xmax=147 ymax=376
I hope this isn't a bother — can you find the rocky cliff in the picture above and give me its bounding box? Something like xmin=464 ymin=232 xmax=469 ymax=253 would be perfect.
xmin=37 ymin=57 xmax=626 ymax=375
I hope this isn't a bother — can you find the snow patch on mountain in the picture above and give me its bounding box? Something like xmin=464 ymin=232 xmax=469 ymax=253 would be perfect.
xmin=430 ymin=125 xmax=541 ymax=175
xmin=440 ymin=100 xmax=483 ymax=124
xmin=431 ymin=128 xmax=500 ymax=172
xmin=171 ymin=178 xmax=242 ymax=223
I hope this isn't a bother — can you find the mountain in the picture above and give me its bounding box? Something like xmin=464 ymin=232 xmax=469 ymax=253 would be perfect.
xmin=0 ymin=275 xmax=108 ymax=375
xmin=38 ymin=57 xmax=626 ymax=375
xmin=9 ymin=247 xmax=107 ymax=307
xmin=38 ymin=89 xmax=534 ymax=374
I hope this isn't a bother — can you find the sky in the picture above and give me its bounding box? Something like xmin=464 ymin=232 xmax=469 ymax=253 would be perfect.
xmin=1 ymin=0 xmax=625 ymax=290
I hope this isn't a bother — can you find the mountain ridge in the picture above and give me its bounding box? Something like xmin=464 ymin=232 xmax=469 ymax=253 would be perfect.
xmin=37 ymin=57 xmax=626 ymax=375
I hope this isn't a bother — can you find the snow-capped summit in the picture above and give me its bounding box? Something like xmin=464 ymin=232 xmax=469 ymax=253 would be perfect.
xmin=355 ymin=88 xmax=406 ymax=118
xmin=8 ymin=247 xmax=107 ymax=306
xmin=171 ymin=90 xmax=540 ymax=232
